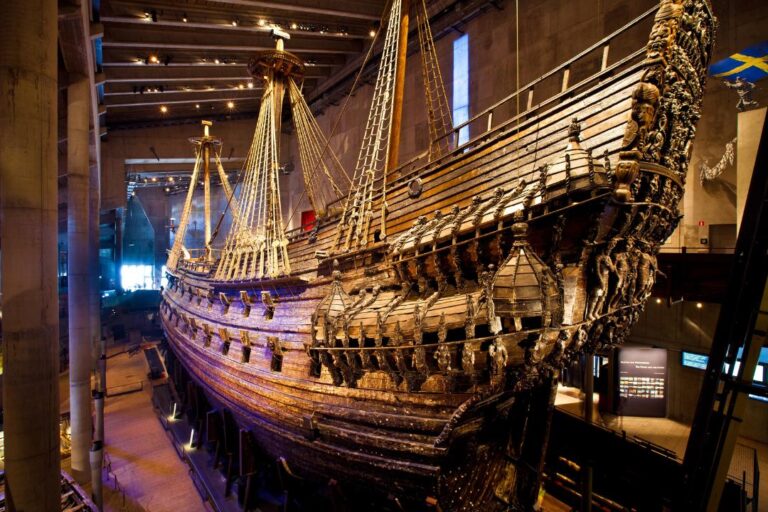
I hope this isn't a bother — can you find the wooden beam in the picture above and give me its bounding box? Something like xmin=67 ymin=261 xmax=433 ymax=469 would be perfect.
xmin=101 ymin=65 xmax=327 ymax=83
xmin=102 ymin=41 xmax=357 ymax=55
xmin=101 ymin=15 xmax=370 ymax=39
xmin=104 ymin=89 xmax=259 ymax=108
xmin=102 ymin=24 xmax=361 ymax=54
xmin=107 ymin=0 xmax=381 ymax=21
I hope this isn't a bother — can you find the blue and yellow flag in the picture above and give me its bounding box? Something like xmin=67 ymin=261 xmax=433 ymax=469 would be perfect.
xmin=710 ymin=41 xmax=768 ymax=83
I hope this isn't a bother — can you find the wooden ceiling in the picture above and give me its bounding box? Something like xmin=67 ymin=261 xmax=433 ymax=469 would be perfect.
xmin=101 ymin=0 xmax=387 ymax=128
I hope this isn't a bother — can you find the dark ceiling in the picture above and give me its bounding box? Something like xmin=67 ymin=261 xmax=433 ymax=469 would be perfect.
xmin=101 ymin=0 xmax=388 ymax=128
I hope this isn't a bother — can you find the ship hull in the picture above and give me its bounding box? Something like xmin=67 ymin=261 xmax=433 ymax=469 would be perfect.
xmin=160 ymin=1 xmax=716 ymax=509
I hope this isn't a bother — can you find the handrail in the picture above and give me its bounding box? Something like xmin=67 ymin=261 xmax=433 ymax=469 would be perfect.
xmin=435 ymin=6 xmax=657 ymax=144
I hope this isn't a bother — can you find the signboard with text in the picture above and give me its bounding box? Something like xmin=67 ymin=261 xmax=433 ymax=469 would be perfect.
xmin=617 ymin=348 xmax=668 ymax=417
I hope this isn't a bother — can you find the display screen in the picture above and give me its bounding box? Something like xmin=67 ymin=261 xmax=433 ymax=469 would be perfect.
xmin=682 ymin=347 xmax=767 ymax=402
xmin=618 ymin=348 xmax=667 ymax=417
xmin=682 ymin=351 xmax=709 ymax=370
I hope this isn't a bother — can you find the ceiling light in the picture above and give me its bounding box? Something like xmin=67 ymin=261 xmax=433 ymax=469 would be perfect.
xmin=369 ymin=29 xmax=376 ymax=38
xmin=696 ymin=302 xmax=703 ymax=309
xmin=231 ymin=18 xmax=239 ymax=27
xmin=655 ymin=298 xmax=662 ymax=304
xmin=214 ymin=58 xmax=220 ymax=64
xmin=151 ymin=177 xmax=158 ymax=182
xmin=169 ymin=176 xmax=175 ymax=182
xmin=238 ymin=84 xmax=244 ymax=89
xmin=182 ymin=13 xmax=188 ymax=22
xmin=247 ymin=82 xmax=254 ymax=89
xmin=290 ymin=22 xmax=298 ymax=30
xmin=195 ymin=103 xmax=200 ymax=109
xmin=149 ymin=54 xmax=160 ymax=64
xmin=165 ymin=187 xmax=170 ymax=192
xmin=160 ymin=105 xmax=168 ymax=113
xmin=227 ymin=101 xmax=235 ymax=109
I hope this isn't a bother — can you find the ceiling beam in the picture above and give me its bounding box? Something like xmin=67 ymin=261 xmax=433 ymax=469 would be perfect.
xmin=101 ymin=16 xmax=370 ymax=39
xmin=102 ymin=24 xmax=362 ymax=54
xmin=102 ymin=41 xmax=358 ymax=55
xmin=101 ymin=64 xmax=328 ymax=83
xmin=107 ymin=0 xmax=382 ymax=21
xmin=105 ymin=89 xmax=260 ymax=108
xmin=207 ymin=0 xmax=381 ymax=21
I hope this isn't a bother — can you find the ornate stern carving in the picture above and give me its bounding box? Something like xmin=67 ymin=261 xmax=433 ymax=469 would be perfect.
xmin=615 ymin=0 xmax=716 ymax=201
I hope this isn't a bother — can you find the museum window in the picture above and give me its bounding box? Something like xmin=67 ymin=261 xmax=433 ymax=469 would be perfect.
xmin=452 ymin=33 xmax=469 ymax=146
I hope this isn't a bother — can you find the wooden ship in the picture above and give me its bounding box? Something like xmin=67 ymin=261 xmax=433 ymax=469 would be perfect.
xmin=160 ymin=0 xmax=717 ymax=509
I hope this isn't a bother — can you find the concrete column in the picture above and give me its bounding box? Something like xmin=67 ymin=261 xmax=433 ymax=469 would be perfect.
xmin=0 ymin=0 xmax=60 ymax=509
xmin=736 ymin=107 xmax=767 ymax=233
xmin=68 ymin=78 xmax=93 ymax=483
xmin=90 ymin=157 xmax=102 ymax=369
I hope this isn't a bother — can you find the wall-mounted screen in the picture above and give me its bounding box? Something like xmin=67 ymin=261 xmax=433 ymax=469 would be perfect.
xmin=682 ymin=351 xmax=709 ymax=370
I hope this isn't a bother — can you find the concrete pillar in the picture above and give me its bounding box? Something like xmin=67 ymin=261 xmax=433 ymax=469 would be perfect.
xmin=0 ymin=0 xmax=60 ymax=509
xmin=736 ymin=107 xmax=767 ymax=233
xmin=90 ymin=155 xmax=101 ymax=367
xmin=68 ymin=78 xmax=93 ymax=483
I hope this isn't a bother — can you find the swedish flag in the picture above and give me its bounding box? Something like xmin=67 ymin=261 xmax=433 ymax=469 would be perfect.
xmin=710 ymin=41 xmax=768 ymax=83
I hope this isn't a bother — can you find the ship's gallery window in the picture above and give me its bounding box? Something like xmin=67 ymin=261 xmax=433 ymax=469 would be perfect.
xmin=452 ymin=33 xmax=470 ymax=146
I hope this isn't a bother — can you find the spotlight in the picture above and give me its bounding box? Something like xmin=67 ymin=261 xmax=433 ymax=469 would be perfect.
xmin=165 ymin=187 xmax=170 ymax=192
xmin=231 ymin=18 xmax=239 ymax=27
xmin=655 ymin=298 xmax=662 ymax=304
xmin=238 ymin=83 xmax=244 ymax=89
xmin=214 ymin=58 xmax=220 ymax=64
xmin=258 ymin=19 xmax=267 ymax=27
xmin=169 ymin=176 xmax=175 ymax=182
xmin=149 ymin=54 xmax=160 ymax=64
xmin=160 ymin=105 xmax=168 ymax=113
xmin=151 ymin=177 xmax=158 ymax=182
xmin=182 ymin=13 xmax=188 ymax=23
xmin=247 ymin=82 xmax=254 ymax=89
xmin=696 ymin=302 xmax=703 ymax=309
xmin=195 ymin=103 xmax=200 ymax=109
xmin=290 ymin=22 xmax=298 ymax=30
xmin=227 ymin=101 xmax=235 ymax=109
xmin=369 ymin=28 xmax=376 ymax=38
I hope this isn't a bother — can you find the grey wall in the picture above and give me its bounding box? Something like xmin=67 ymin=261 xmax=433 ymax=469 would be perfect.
xmin=629 ymin=301 xmax=767 ymax=443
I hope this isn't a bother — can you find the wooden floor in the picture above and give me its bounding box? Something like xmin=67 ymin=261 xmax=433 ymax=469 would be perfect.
xmin=63 ymin=346 xmax=208 ymax=512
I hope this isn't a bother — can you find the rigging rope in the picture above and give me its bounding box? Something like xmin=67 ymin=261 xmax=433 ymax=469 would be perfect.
xmin=288 ymin=78 xmax=350 ymax=216
xmin=333 ymin=0 xmax=403 ymax=253
xmin=215 ymin=73 xmax=291 ymax=281
xmin=167 ymin=148 xmax=202 ymax=271
xmin=417 ymin=0 xmax=453 ymax=160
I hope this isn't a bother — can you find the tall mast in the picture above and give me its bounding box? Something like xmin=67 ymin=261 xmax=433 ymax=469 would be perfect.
xmin=387 ymin=0 xmax=410 ymax=176
xmin=202 ymin=120 xmax=212 ymax=259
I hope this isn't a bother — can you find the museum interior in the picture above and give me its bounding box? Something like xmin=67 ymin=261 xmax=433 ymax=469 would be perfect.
xmin=1 ymin=0 xmax=767 ymax=511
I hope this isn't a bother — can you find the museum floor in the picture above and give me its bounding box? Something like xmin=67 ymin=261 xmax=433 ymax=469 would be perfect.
xmin=57 ymin=345 xmax=765 ymax=512
xmin=556 ymin=386 xmax=768 ymax=512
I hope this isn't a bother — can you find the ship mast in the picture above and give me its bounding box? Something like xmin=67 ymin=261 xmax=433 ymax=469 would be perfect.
xmin=387 ymin=0 xmax=410 ymax=175
xmin=167 ymin=120 xmax=226 ymax=271
xmin=202 ymin=121 xmax=213 ymax=258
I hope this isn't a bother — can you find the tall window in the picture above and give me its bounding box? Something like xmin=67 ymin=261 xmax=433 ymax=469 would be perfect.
xmin=452 ymin=34 xmax=470 ymax=146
